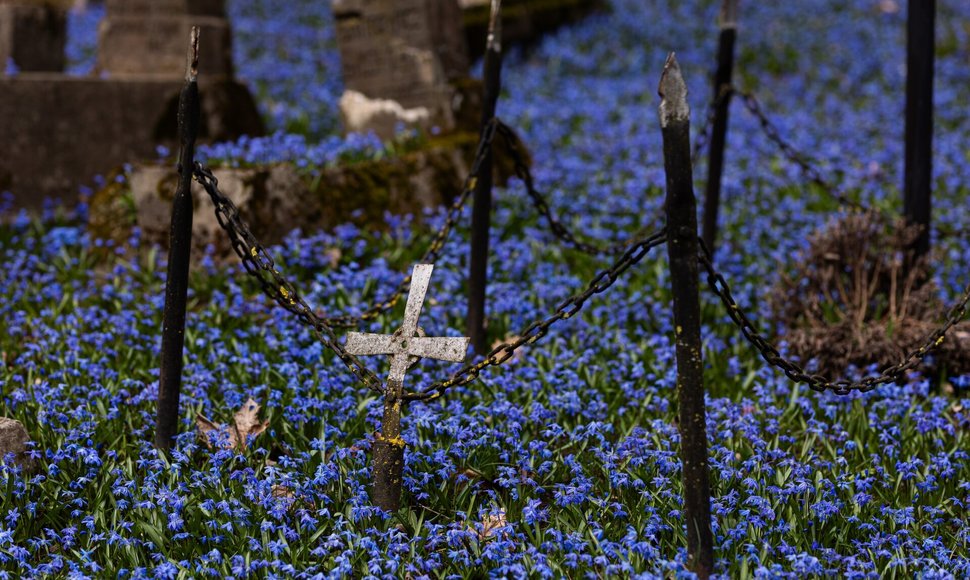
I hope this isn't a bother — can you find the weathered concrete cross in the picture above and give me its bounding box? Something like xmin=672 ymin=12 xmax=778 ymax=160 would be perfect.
xmin=344 ymin=264 xmax=469 ymax=510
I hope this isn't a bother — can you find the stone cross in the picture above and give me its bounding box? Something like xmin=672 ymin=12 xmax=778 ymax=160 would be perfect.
xmin=97 ymin=0 xmax=233 ymax=77
xmin=345 ymin=263 xmax=469 ymax=510
xmin=346 ymin=264 xmax=469 ymax=396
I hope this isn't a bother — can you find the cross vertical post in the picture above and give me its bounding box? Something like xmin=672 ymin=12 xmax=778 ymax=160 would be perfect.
xmin=659 ymin=53 xmax=715 ymax=579
xmin=701 ymin=0 xmax=738 ymax=254
xmin=903 ymin=0 xmax=935 ymax=258
xmin=467 ymin=0 xmax=504 ymax=354
xmin=156 ymin=28 xmax=201 ymax=453
xmin=346 ymin=265 xmax=470 ymax=511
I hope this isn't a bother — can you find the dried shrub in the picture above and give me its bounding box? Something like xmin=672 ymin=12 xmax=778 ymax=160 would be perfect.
xmin=770 ymin=211 xmax=970 ymax=379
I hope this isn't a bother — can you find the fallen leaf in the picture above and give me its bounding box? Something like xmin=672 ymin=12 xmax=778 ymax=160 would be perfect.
xmin=271 ymin=485 xmax=295 ymax=500
xmin=325 ymin=248 xmax=341 ymax=269
xmin=195 ymin=414 xmax=231 ymax=448
xmin=234 ymin=398 xmax=269 ymax=444
xmin=480 ymin=510 xmax=508 ymax=540
xmin=196 ymin=398 xmax=269 ymax=451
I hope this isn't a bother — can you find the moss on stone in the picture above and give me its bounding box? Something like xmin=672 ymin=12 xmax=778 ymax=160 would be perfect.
xmin=87 ymin=170 xmax=137 ymax=245
xmin=87 ymin=124 xmax=531 ymax=255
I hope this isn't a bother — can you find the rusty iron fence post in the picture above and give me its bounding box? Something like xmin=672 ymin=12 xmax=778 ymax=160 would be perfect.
xmin=903 ymin=0 xmax=935 ymax=258
xmin=701 ymin=0 xmax=738 ymax=254
xmin=659 ymin=53 xmax=715 ymax=579
xmin=155 ymin=28 xmax=201 ymax=452
xmin=467 ymin=0 xmax=504 ymax=354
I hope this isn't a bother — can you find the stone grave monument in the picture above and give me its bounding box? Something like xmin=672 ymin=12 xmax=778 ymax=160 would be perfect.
xmin=0 ymin=0 xmax=67 ymax=72
xmin=97 ymin=0 xmax=232 ymax=78
xmin=0 ymin=0 xmax=262 ymax=209
xmin=91 ymin=0 xmax=493 ymax=256
xmin=333 ymin=0 xmax=469 ymax=139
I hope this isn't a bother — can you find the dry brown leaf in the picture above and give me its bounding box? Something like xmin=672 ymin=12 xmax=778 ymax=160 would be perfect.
xmin=196 ymin=414 xmax=234 ymax=449
xmin=325 ymin=248 xmax=342 ymax=269
xmin=196 ymin=398 xmax=269 ymax=451
xmin=233 ymin=398 xmax=270 ymax=447
xmin=271 ymin=485 xmax=295 ymax=500
xmin=480 ymin=510 xmax=508 ymax=540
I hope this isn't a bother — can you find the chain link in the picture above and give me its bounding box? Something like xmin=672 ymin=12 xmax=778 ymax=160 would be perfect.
xmin=732 ymin=88 xmax=867 ymax=211
xmin=698 ymin=240 xmax=970 ymax=394
xmin=403 ymin=228 xmax=668 ymax=401
xmin=193 ymin=163 xmax=385 ymax=393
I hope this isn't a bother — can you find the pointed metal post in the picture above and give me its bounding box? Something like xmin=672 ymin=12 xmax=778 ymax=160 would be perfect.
xmin=903 ymin=0 xmax=935 ymax=258
xmin=156 ymin=28 xmax=201 ymax=452
xmin=701 ymin=0 xmax=738 ymax=253
xmin=467 ymin=0 xmax=503 ymax=354
xmin=659 ymin=53 xmax=715 ymax=579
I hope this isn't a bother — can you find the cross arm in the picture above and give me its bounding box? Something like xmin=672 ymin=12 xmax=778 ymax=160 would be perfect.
xmin=345 ymin=332 xmax=397 ymax=356
xmin=408 ymin=336 xmax=470 ymax=363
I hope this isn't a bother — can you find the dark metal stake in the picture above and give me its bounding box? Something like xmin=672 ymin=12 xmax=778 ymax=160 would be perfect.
xmin=659 ymin=53 xmax=715 ymax=579
xmin=903 ymin=0 xmax=935 ymax=258
xmin=701 ymin=0 xmax=738 ymax=253
xmin=467 ymin=0 xmax=504 ymax=354
xmin=156 ymin=28 xmax=201 ymax=452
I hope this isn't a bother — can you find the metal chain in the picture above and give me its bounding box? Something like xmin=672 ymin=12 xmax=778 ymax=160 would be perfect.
xmin=698 ymin=240 xmax=970 ymax=395
xmin=403 ymin=228 xmax=668 ymax=401
xmin=490 ymin=90 xmax=720 ymax=258
xmin=325 ymin=118 xmax=501 ymax=327
xmin=190 ymin=120 xmax=499 ymax=390
xmin=495 ymin=121 xmax=655 ymax=256
xmin=733 ymin=88 xmax=867 ymax=211
xmin=193 ymin=163 xmax=385 ymax=393
xmin=193 ymin=119 xmax=497 ymax=329
xmin=196 ymin=148 xmax=667 ymax=401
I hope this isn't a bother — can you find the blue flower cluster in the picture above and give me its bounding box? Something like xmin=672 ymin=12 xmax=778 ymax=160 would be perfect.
xmin=3 ymin=0 xmax=969 ymax=577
